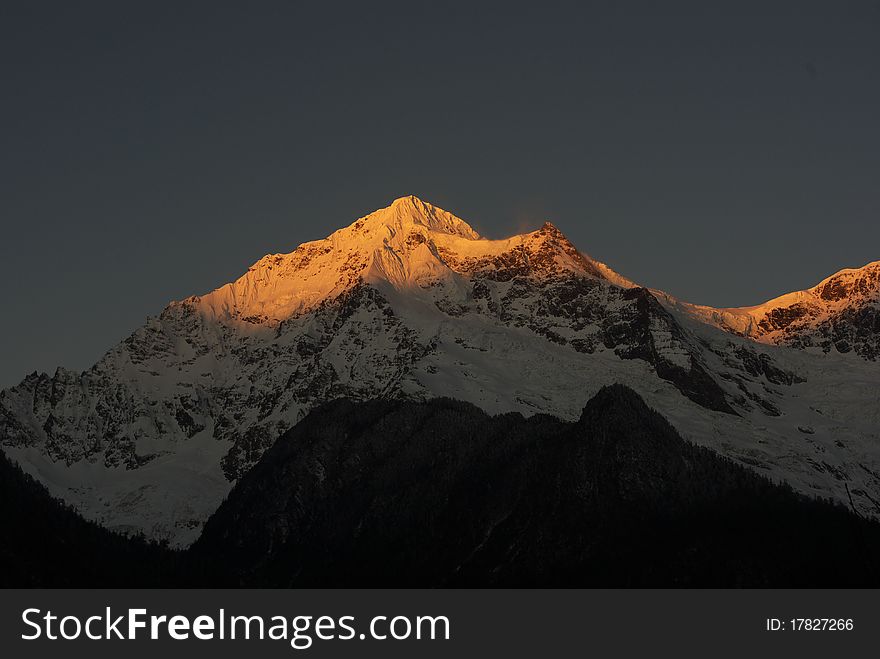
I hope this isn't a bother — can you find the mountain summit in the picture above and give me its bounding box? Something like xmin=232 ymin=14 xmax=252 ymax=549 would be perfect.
xmin=2 ymin=197 xmax=879 ymax=547
xmin=365 ymin=195 xmax=482 ymax=238
xmin=187 ymin=196 xmax=631 ymax=326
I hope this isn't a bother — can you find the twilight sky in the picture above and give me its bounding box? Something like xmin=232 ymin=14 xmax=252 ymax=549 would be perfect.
xmin=1 ymin=1 xmax=879 ymax=386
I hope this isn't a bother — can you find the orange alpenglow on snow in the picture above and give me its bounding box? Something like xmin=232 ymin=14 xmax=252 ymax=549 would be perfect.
xmin=184 ymin=195 xmax=634 ymax=326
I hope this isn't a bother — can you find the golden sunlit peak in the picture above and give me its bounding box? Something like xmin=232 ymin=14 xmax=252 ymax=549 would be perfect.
xmin=366 ymin=195 xmax=481 ymax=240
xmin=385 ymin=195 xmax=454 ymax=221
xmin=389 ymin=194 xmax=427 ymax=207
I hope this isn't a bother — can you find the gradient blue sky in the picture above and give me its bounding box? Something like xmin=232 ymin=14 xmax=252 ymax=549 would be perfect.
xmin=2 ymin=1 xmax=879 ymax=385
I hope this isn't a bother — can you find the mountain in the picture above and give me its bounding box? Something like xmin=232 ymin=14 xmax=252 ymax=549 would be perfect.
xmin=2 ymin=196 xmax=879 ymax=546
xmin=663 ymin=262 xmax=880 ymax=360
xmin=190 ymin=387 xmax=880 ymax=587
xmin=6 ymin=388 xmax=877 ymax=587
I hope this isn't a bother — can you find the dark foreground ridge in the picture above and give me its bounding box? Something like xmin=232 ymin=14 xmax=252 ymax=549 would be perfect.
xmin=190 ymin=385 xmax=880 ymax=587
xmin=0 ymin=448 xmax=177 ymax=587
xmin=3 ymin=385 xmax=879 ymax=586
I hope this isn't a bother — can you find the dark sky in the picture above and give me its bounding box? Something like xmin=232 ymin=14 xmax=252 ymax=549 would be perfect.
xmin=2 ymin=1 xmax=879 ymax=386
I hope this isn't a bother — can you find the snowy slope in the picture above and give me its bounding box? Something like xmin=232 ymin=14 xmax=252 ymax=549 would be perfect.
xmin=2 ymin=196 xmax=879 ymax=546
xmin=662 ymin=261 xmax=880 ymax=359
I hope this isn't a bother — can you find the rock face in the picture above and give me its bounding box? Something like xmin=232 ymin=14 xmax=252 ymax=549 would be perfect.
xmin=1 ymin=196 xmax=879 ymax=546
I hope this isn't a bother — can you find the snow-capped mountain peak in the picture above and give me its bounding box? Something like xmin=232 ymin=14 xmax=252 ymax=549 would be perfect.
xmin=186 ymin=195 xmax=480 ymax=325
xmin=359 ymin=195 xmax=482 ymax=239
xmin=809 ymin=260 xmax=880 ymax=304
xmin=665 ymin=260 xmax=880 ymax=359
xmin=3 ymin=196 xmax=878 ymax=549
xmin=187 ymin=197 xmax=633 ymax=327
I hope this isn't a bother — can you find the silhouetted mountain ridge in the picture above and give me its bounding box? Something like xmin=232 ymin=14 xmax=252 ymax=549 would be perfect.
xmin=0 ymin=447 xmax=176 ymax=587
xmin=4 ymin=385 xmax=879 ymax=586
xmin=190 ymin=386 xmax=880 ymax=587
